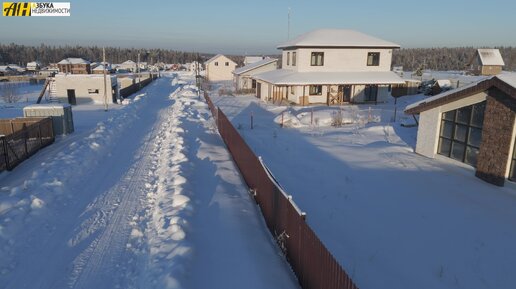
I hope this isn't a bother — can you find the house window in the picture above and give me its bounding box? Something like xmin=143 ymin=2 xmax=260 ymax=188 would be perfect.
xmin=287 ymin=52 xmax=290 ymax=66
xmin=367 ymin=52 xmax=380 ymax=66
xmin=364 ymin=85 xmax=378 ymax=102
xmin=292 ymin=52 xmax=297 ymax=66
xmin=309 ymin=85 xmax=322 ymax=95
xmin=509 ymin=137 xmax=516 ymax=182
xmin=215 ymin=62 xmax=219 ymax=66
xmin=252 ymin=79 xmax=256 ymax=89
xmin=438 ymin=101 xmax=486 ymax=167
xmin=311 ymin=52 xmax=324 ymax=66
xmin=290 ymin=86 xmax=295 ymax=95
xmin=88 ymin=89 xmax=99 ymax=94
xmin=225 ymin=62 xmax=229 ymax=66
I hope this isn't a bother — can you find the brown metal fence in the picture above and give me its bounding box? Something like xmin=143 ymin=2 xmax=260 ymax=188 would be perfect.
xmin=0 ymin=117 xmax=54 ymax=171
xmin=204 ymin=92 xmax=359 ymax=289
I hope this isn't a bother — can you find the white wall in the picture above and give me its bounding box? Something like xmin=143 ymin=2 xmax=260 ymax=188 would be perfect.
xmin=415 ymin=92 xmax=488 ymax=158
xmin=282 ymin=48 xmax=393 ymax=73
xmin=206 ymin=55 xmax=236 ymax=81
xmin=235 ymin=62 xmax=277 ymax=90
xmin=53 ymin=74 xmax=116 ymax=104
xmin=505 ymin=121 xmax=516 ymax=178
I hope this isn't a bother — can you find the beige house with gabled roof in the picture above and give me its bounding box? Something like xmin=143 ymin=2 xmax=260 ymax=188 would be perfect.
xmin=204 ymin=54 xmax=237 ymax=81
xmin=468 ymin=49 xmax=505 ymax=76
xmin=252 ymin=29 xmax=404 ymax=105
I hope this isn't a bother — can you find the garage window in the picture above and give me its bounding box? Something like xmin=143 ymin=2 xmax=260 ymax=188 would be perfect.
xmin=438 ymin=101 xmax=486 ymax=166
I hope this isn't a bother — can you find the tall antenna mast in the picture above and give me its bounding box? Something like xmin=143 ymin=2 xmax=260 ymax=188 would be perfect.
xmin=103 ymin=47 xmax=108 ymax=111
xmin=287 ymin=7 xmax=291 ymax=40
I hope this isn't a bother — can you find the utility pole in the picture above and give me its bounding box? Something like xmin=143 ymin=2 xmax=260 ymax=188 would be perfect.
xmin=137 ymin=52 xmax=141 ymax=89
xmin=103 ymin=47 xmax=108 ymax=111
xmin=287 ymin=7 xmax=291 ymax=40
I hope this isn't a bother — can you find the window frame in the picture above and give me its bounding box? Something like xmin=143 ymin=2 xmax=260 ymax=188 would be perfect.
xmin=367 ymin=52 xmax=380 ymax=66
xmin=309 ymin=85 xmax=322 ymax=95
xmin=214 ymin=62 xmax=219 ymax=66
xmin=437 ymin=101 xmax=486 ymax=167
xmin=292 ymin=52 xmax=297 ymax=66
xmin=310 ymin=52 xmax=324 ymax=66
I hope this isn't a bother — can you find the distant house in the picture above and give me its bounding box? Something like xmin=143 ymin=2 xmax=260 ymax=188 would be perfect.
xmin=38 ymin=65 xmax=59 ymax=77
xmin=138 ymin=62 xmax=148 ymax=71
xmin=468 ymin=49 xmax=505 ymax=76
xmin=431 ymin=79 xmax=453 ymax=95
xmin=404 ymin=74 xmax=516 ymax=187
xmin=252 ymin=29 xmax=405 ymax=105
xmin=57 ymin=58 xmax=91 ymax=74
xmin=117 ymin=60 xmax=138 ymax=73
xmin=26 ymin=61 xmax=42 ymax=71
xmin=244 ymin=56 xmax=265 ymax=66
xmin=188 ymin=61 xmax=203 ymax=72
xmin=0 ymin=66 xmax=17 ymax=76
xmin=92 ymin=64 xmax=110 ymax=75
xmin=6 ymin=64 xmax=25 ymax=74
xmin=204 ymin=54 xmax=237 ymax=81
xmin=51 ymin=74 xmax=119 ymax=105
xmin=233 ymin=58 xmax=278 ymax=91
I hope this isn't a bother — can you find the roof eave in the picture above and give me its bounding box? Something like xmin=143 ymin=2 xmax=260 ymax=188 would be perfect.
xmin=276 ymin=45 xmax=401 ymax=50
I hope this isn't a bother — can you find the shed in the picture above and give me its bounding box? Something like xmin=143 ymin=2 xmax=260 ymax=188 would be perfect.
xmin=405 ymin=74 xmax=516 ymax=186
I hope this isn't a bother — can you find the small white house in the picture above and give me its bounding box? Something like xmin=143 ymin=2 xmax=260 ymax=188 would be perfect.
xmin=244 ymin=56 xmax=265 ymax=66
xmin=204 ymin=54 xmax=237 ymax=81
xmin=51 ymin=74 xmax=119 ymax=105
xmin=468 ymin=49 xmax=505 ymax=76
xmin=405 ymin=74 xmax=516 ymax=186
xmin=117 ymin=60 xmax=138 ymax=72
xmin=252 ymin=29 xmax=404 ymax=105
xmin=26 ymin=61 xmax=42 ymax=71
xmin=233 ymin=58 xmax=278 ymax=91
xmin=188 ymin=61 xmax=203 ymax=72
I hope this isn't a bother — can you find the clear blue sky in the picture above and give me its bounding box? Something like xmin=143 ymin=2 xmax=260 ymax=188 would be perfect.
xmin=1 ymin=0 xmax=516 ymax=54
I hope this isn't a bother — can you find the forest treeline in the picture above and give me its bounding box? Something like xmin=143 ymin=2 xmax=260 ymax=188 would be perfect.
xmin=0 ymin=43 xmax=212 ymax=66
xmin=392 ymin=47 xmax=516 ymax=71
xmin=1 ymin=43 xmax=515 ymax=71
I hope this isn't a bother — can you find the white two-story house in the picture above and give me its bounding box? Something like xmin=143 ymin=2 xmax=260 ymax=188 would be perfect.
xmin=253 ymin=29 xmax=405 ymax=105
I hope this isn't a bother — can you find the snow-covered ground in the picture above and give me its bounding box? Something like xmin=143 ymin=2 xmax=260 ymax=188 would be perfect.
xmin=212 ymin=93 xmax=516 ymax=289
xmin=0 ymin=72 xmax=298 ymax=289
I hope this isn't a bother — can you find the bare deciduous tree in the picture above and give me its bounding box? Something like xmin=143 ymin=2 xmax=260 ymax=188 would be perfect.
xmin=0 ymin=82 xmax=21 ymax=103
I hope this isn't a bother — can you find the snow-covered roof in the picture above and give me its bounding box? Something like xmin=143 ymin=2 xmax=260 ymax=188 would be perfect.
xmin=244 ymin=56 xmax=264 ymax=64
xmin=405 ymin=73 xmax=516 ymax=114
xmin=57 ymin=58 xmax=90 ymax=65
xmin=277 ymin=29 xmax=400 ymax=49
xmin=0 ymin=66 xmax=14 ymax=72
xmin=205 ymin=54 xmax=236 ymax=65
xmin=93 ymin=64 xmax=108 ymax=71
xmin=477 ymin=49 xmax=505 ymax=66
xmin=435 ymin=79 xmax=452 ymax=88
xmin=253 ymin=69 xmax=405 ymax=85
xmin=121 ymin=60 xmax=136 ymax=65
xmin=233 ymin=58 xmax=277 ymax=75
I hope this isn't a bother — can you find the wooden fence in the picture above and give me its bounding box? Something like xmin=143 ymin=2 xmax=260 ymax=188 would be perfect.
xmin=204 ymin=91 xmax=359 ymax=289
xmin=0 ymin=117 xmax=54 ymax=171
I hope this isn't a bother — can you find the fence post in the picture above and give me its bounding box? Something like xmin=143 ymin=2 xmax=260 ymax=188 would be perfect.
xmin=38 ymin=122 xmax=43 ymax=147
xmin=23 ymin=123 xmax=28 ymax=157
xmin=1 ymin=137 xmax=8 ymax=170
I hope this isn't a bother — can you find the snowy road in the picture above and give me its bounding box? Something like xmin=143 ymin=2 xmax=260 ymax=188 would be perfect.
xmin=0 ymin=73 xmax=298 ymax=289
